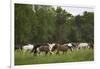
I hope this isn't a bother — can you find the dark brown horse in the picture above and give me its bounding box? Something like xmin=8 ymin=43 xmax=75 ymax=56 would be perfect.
xmin=51 ymin=43 xmax=72 ymax=54
xmin=31 ymin=43 xmax=52 ymax=55
xmin=37 ymin=46 xmax=52 ymax=55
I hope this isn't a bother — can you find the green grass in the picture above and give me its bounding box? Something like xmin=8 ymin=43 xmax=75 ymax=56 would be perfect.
xmin=15 ymin=49 xmax=94 ymax=65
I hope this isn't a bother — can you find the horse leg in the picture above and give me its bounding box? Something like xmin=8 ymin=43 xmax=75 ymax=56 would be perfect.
xmin=63 ymin=51 xmax=65 ymax=54
xmin=83 ymin=47 xmax=86 ymax=49
xmin=34 ymin=49 xmax=38 ymax=56
xmin=38 ymin=51 xmax=40 ymax=54
xmin=49 ymin=51 xmax=53 ymax=55
xmin=69 ymin=47 xmax=72 ymax=52
xmin=89 ymin=46 xmax=91 ymax=49
xmin=68 ymin=46 xmax=71 ymax=52
xmin=78 ymin=47 xmax=80 ymax=50
xmin=56 ymin=50 xmax=59 ymax=55
xmin=45 ymin=51 xmax=48 ymax=55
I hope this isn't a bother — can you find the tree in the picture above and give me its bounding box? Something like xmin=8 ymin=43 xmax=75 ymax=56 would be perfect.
xmin=15 ymin=4 xmax=94 ymax=45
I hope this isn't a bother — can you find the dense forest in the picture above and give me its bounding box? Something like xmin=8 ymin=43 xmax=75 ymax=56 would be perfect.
xmin=15 ymin=4 xmax=94 ymax=45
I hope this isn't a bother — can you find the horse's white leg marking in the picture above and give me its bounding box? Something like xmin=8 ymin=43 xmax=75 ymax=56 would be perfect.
xmin=36 ymin=48 xmax=40 ymax=55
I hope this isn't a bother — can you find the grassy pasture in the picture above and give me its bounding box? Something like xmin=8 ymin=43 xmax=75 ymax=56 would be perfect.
xmin=15 ymin=49 xmax=94 ymax=65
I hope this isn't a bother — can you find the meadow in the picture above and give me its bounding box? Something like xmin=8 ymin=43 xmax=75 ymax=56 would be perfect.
xmin=15 ymin=48 xmax=94 ymax=65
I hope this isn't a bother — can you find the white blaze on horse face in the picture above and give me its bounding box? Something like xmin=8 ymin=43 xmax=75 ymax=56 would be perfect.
xmin=48 ymin=43 xmax=55 ymax=51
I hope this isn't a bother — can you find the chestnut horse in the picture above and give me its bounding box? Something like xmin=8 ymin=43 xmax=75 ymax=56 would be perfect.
xmin=51 ymin=43 xmax=73 ymax=54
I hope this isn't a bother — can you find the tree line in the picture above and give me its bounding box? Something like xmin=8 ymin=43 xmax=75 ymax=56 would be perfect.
xmin=15 ymin=4 xmax=94 ymax=45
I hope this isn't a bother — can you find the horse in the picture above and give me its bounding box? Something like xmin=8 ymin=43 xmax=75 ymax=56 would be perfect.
xmin=31 ymin=43 xmax=53 ymax=55
xmin=51 ymin=43 xmax=72 ymax=54
xmin=77 ymin=43 xmax=90 ymax=49
xmin=22 ymin=44 xmax=34 ymax=53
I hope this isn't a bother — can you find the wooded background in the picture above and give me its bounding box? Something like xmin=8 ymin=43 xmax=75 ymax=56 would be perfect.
xmin=15 ymin=4 xmax=94 ymax=45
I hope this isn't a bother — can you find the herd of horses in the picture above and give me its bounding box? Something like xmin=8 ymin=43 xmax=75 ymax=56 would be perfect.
xmin=15 ymin=42 xmax=94 ymax=55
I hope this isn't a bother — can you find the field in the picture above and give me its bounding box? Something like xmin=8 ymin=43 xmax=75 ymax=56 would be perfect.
xmin=15 ymin=49 xmax=94 ymax=65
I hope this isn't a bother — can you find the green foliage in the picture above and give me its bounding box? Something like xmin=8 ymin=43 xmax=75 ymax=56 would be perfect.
xmin=15 ymin=4 xmax=94 ymax=45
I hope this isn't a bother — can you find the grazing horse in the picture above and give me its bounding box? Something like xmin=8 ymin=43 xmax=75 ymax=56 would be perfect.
xmin=22 ymin=44 xmax=34 ymax=53
xmin=77 ymin=43 xmax=90 ymax=49
xmin=51 ymin=43 xmax=72 ymax=54
xmin=89 ymin=43 xmax=94 ymax=49
xmin=31 ymin=43 xmax=53 ymax=55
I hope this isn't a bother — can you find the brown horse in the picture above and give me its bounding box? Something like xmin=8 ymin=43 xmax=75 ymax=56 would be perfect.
xmin=31 ymin=43 xmax=53 ymax=55
xmin=37 ymin=46 xmax=52 ymax=55
xmin=51 ymin=43 xmax=72 ymax=54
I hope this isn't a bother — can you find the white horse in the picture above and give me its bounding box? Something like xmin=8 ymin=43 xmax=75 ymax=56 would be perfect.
xmin=22 ymin=44 xmax=34 ymax=53
xmin=77 ymin=43 xmax=89 ymax=49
